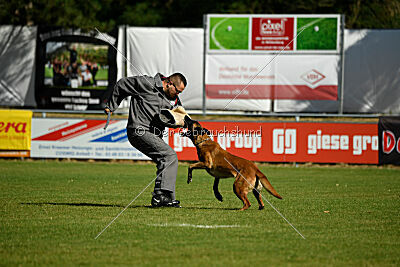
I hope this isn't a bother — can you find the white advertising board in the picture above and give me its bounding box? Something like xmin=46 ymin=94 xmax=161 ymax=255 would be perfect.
xmin=205 ymin=14 xmax=342 ymax=104
xmin=206 ymin=54 xmax=339 ymax=100
xmin=31 ymin=118 xmax=168 ymax=160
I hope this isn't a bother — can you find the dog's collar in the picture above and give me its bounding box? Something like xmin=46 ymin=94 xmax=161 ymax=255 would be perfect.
xmin=195 ymin=137 xmax=211 ymax=146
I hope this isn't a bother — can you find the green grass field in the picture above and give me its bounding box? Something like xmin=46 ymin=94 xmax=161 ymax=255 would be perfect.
xmin=1 ymin=160 xmax=399 ymax=266
xmin=209 ymin=17 xmax=249 ymax=50
xmin=297 ymin=17 xmax=338 ymax=50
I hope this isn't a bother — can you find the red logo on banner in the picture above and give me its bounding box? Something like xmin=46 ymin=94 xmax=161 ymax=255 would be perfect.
xmin=32 ymin=120 xmax=106 ymax=141
xmin=252 ymin=17 xmax=294 ymax=51
xmin=0 ymin=122 xmax=27 ymax=133
xmin=260 ymin=18 xmax=286 ymax=36
xmin=382 ymin=130 xmax=400 ymax=154
xmin=272 ymin=129 xmax=296 ymax=154
xmin=301 ymin=69 xmax=326 ymax=88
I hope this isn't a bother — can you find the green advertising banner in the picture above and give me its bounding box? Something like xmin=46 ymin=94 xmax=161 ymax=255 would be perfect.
xmin=209 ymin=17 xmax=249 ymax=50
xmin=207 ymin=14 xmax=341 ymax=53
xmin=296 ymin=17 xmax=338 ymax=50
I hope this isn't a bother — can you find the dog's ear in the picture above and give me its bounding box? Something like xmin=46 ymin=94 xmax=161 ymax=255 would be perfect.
xmin=184 ymin=115 xmax=195 ymax=128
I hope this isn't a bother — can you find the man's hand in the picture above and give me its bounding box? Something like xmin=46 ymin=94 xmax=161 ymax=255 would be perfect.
xmin=172 ymin=106 xmax=187 ymax=115
xmin=104 ymin=108 xmax=112 ymax=130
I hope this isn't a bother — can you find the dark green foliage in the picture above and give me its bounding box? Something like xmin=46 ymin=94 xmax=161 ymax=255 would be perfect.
xmin=0 ymin=0 xmax=399 ymax=31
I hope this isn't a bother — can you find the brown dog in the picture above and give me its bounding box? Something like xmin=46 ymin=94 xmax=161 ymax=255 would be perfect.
xmin=183 ymin=117 xmax=282 ymax=211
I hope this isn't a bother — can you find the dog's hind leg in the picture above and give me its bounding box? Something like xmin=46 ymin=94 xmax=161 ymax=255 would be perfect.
xmin=233 ymin=178 xmax=251 ymax=211
xmin=213 ymin=178 xmax=223 ymax=202
xmin=252 ymin=177 xmax=264 ymax=210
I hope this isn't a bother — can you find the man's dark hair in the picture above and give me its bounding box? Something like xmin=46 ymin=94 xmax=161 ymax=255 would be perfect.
xmin=169 ymin=73 xmax=187 ymax=87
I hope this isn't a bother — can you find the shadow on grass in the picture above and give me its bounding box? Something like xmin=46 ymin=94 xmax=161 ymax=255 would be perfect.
xmin=183 ymin=206 xmax=238 ymax=211
xmin=21 ymin=202 xmax=143 ymax=208
xmin=20 ymin=202 xmax=238 ymax=211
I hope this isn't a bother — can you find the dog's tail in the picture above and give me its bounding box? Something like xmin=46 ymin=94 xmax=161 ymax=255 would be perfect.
xmin=256 ymin=170 xmax=283 ymax=199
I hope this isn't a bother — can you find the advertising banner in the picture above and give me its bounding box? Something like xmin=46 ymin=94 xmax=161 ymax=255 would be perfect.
xmin=170 ymin=121 xmax=378 ymax=164
xmin=205 ymin=14 xmax=342 ymax=102
xmin=0 ymin=109 xmax=32 ymax=151
xmin=378 ymin=117 xmax=400 ymax=165
xmin=205 ymin=54 xmax=338 ymax=100
xmin=31 ymin=118 xmax=166 ymax=160
xmin=35 ymin=27 xmax=118 ymax=111
xmin=31 ymin=118 xmax=379 ymax=164
xmin=207 ymin=14 xmax=340 ymax=53
xmin=251 ymin=17 xmax=295 ymax=51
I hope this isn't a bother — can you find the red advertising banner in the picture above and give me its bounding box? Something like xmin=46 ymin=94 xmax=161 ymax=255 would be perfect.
xmin=0 ymin=151 xmax=30 ymax=158
xmin=205 ymin=84 xmax=338 ymax=100
xmin=251 ymin=17 xmax=295 ymax=51
xmin=169 ymin=121 xmax=378 ymax=164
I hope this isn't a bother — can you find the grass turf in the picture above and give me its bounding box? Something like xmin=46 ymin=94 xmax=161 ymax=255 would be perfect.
xmin=209 ymin=17 xmax=249 ymax=50
xmin=0 ymin=160 xmax=399 ymax=266
xmin=297 ymin=17 xmax=338 ymax=50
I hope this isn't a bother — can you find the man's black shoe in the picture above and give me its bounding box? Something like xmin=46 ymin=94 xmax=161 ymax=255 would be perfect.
xmin=168 ymin=199 xmax=181 ymax=208
xmin=151 ymin=192 xmax=181 ymax=208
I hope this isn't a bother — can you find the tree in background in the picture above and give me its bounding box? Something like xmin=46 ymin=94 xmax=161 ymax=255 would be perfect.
xmin=0 ymin=0 xmax=399 ymax=31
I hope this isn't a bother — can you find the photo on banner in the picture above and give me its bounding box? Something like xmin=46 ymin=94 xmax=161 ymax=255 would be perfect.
xmin=35 ymin=27 xmax=118 ymax=111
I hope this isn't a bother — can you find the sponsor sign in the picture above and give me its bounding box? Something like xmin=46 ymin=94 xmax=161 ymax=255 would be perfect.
xmin=378 ymin=117 xmax=400 ymax=165
xmin=31 ymin=118 xmax=379 ymax=164
xmin=205 ymin=54 xmax=338 ymax=100
xmin=31 ymin=118 xmax=167 ymax=160
xmin=205 ymin=14 xmax=341 ymax=101
xmin=251 ymin=17 xmax=295 ymax=51
xmin=170 ymin=121 xmax=378 ymax=164
xmin=207 ymin=14 xmax=340 ymax=53
xmin=0 ymin=109 xmax=32 ymax=150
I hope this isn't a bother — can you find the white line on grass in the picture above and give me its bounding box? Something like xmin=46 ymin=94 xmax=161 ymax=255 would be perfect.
xmin=298 ymin=18 xmax=324 ymax=33
xmin=211 ymin=17 xmax=229 ymax=49
xmin=224 ymin=157 xmax=306 ymax=239
xmin=94 ymin=161 xmax=174 ymax=240
xmin=148 ymin=223 xmax=244 ymax=229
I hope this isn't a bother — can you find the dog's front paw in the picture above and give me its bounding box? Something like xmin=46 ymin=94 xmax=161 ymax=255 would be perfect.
xmin=187 ymin=177 xmax=192 ymax=184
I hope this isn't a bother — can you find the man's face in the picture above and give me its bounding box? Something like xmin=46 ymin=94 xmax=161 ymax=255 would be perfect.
xmin=164 ymin=79 xmax=185 ymax=100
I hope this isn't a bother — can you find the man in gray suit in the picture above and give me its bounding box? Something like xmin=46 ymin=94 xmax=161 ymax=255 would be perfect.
xmin=105 ymin=73 xmax=187 ymax=208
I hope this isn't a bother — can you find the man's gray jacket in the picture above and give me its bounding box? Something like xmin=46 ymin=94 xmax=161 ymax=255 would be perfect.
xmin=106 ymin=73 xmax=181 ymax=134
